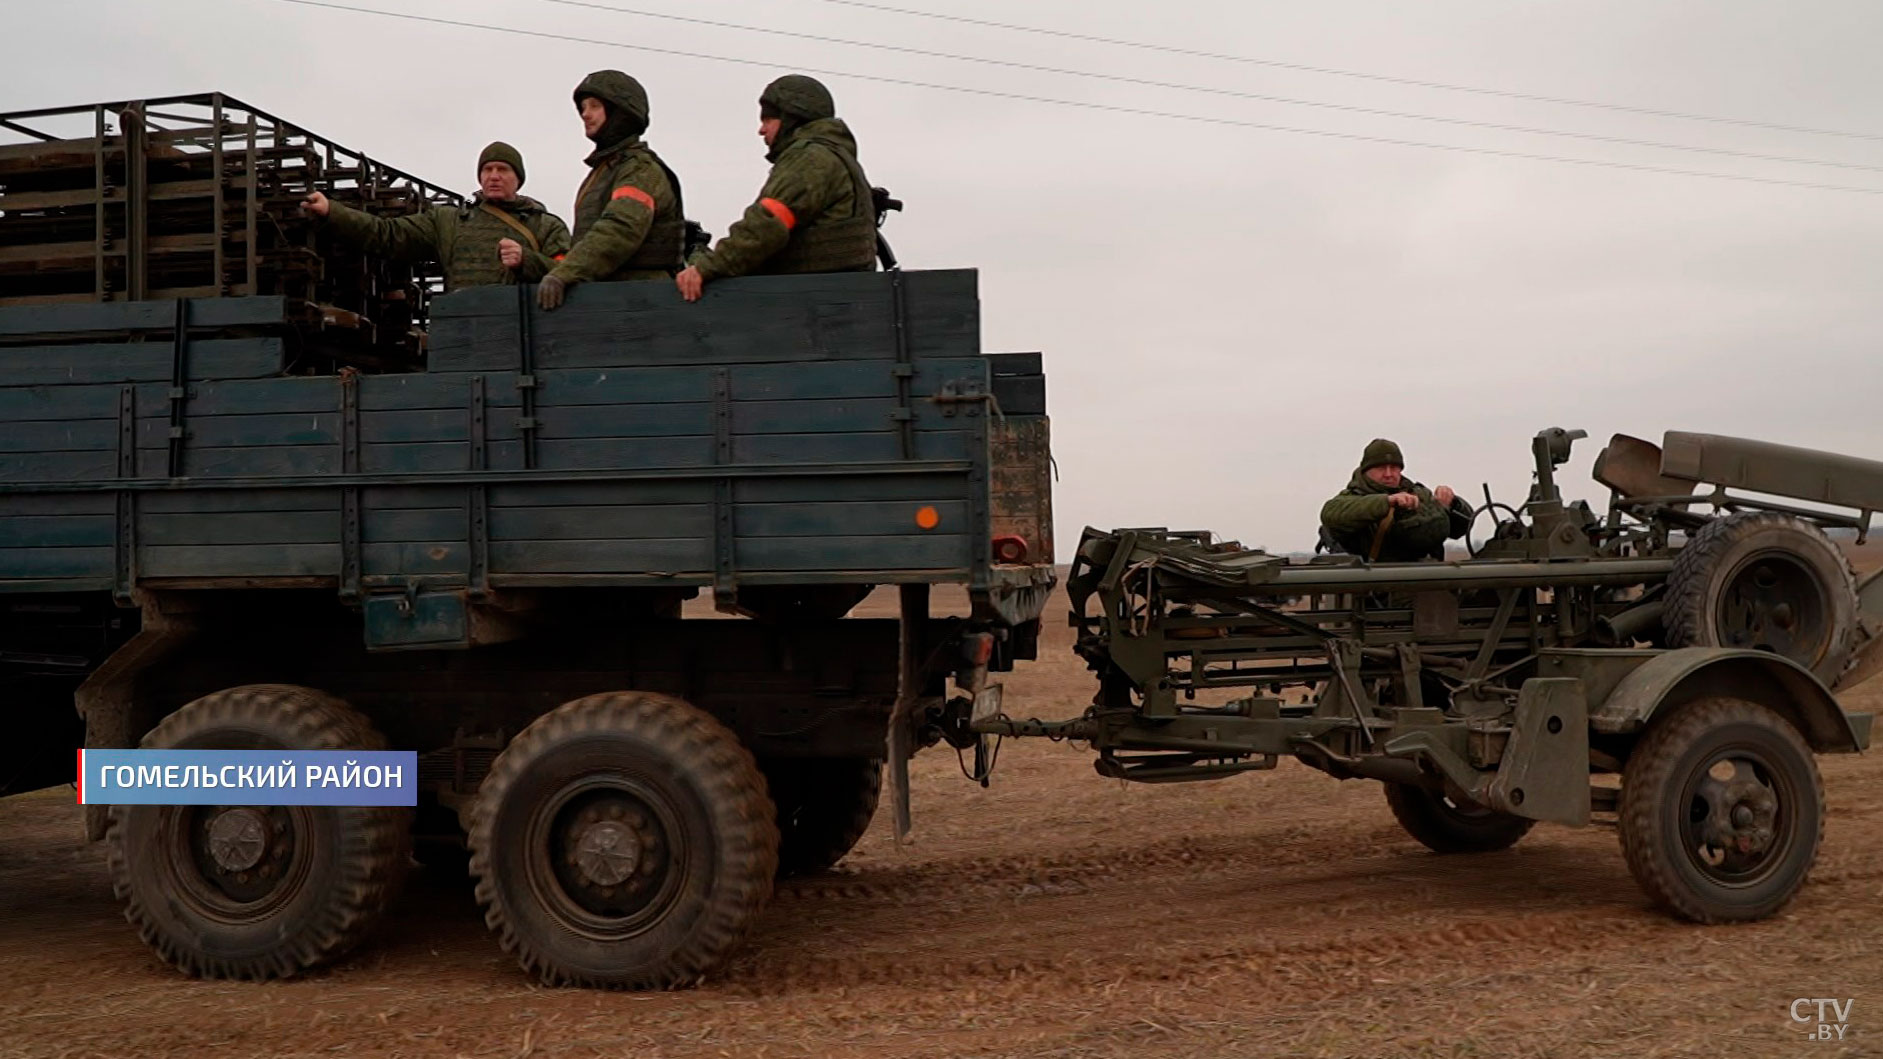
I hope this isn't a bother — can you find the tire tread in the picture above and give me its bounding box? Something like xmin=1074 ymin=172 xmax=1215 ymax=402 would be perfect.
xmin=467 ymin=691 xmax=778 ymax=989
xmin=1617 ymin=695 xmax=1823 ymax=923
xmin=103 ymin=684 xmax=409 ymax=981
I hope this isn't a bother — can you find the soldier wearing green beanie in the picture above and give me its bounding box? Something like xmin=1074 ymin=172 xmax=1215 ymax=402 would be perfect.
xmin=676 ymin=74 xmax=877 ymax=301
xmin=1320 ymin=438 xmax=1473 ymax=561
xmin=301 ymin=141 xmax=569 ymax=293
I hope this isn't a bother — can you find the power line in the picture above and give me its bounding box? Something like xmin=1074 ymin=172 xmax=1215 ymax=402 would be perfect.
xmin=266 ymin=0 xmax=1883 ymax=197
xmin=541 ymin=0 xmax=1883 ymax=175
xmin=816 ymin=0 xmax=1883 ymax=145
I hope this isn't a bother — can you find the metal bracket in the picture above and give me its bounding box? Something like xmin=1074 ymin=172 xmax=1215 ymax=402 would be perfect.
xmin=1323 ymin=638 xmax=1376 ymax=747
xmin=113 ymin=386 xmax=137 ymax=601
xmin=1466 ymin=588 xmax=1522 ymax=681
xmin=888 ymin=269 xmax=914 ymax=459
xmin=339 ymin=372 xmax=362 ymax=600
xmin=515 ymin=284 xmax=538 ymax=469
xmin=1486 ymin=677 xmax=1590 ymax=825
xmin=1394 ymin=644 xmax=1425 ymax=710
xmin=711 ymin=367 xmax=737 ymax=612
xmin=929 ymin=383 xmax=1005 ymax=425
xmin=164 ymin=298 xmax=190 ymax=477
xmin=468 ymin=375 xmax=490 ymax=597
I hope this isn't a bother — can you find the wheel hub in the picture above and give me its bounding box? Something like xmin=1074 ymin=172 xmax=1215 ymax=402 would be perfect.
xmin=553 ymin=796 xmax=666 ymax=909
xmin=206 ymin=808 xmax=269 ymax=872
xmin=1692 ymin=759 xmax=1780 ymax=862
xmin=180 ymin=803 xmax=299 ymax=906
xmin=573 ymin=820 xmax=641 ymax=886
xmin=1719 ymin=553 xmax=1825 ymax=661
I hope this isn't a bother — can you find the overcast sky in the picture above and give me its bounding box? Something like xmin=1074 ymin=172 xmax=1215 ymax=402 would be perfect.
xmin=7 ymin=1 xmax=1881 ymax=555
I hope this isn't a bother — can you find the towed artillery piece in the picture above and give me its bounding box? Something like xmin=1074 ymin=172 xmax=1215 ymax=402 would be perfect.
xmin=971 ymin=428 xmax=1883 ymax=922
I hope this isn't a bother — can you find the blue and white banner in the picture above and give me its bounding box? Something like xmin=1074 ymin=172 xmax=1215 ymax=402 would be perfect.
xmin=79 ymin=749 xmax=418 ymax=806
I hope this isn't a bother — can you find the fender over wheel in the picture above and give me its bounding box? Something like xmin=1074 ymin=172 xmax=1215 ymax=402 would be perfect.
xmin=469 ymin=691 xmax=779 ymax=988
xmin=104 ymin=684 xmax=411 ymax=981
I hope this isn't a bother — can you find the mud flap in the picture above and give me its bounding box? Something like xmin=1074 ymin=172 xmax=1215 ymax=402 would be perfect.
xmin=1486 ymin=677 xmax=1590 ymax=826
xmin=75 ymin=595 xmax=197 ymax=841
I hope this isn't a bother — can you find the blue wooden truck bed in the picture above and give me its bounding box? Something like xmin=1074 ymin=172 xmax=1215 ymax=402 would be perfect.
xmin=0 ymin=269 xmax=1053 ymax=646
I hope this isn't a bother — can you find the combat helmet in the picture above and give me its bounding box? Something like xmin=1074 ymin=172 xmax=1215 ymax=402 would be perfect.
xmin=573 ymin=70 xmax=650 ymax=126
xmin=759 ymin=75 xmax=835 ymax=122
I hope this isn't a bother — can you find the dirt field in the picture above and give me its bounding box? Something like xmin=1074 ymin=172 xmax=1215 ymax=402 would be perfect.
xmin=4 ymin=569 xmax=1881 ymax=1058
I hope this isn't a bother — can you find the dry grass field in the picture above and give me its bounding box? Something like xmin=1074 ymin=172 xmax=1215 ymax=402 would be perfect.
xmin=4 ymin=549 xmax=1882 ymax=1057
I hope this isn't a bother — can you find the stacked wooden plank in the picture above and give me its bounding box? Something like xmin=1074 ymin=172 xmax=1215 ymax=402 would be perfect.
xmin=0 ymin=92 xmax=457 ymax=369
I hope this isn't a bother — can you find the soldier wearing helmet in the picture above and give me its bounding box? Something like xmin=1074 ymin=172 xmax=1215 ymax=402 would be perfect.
xmin=537 ymin=70 xmax=687 ymax=310
xmin=1320 ymin=439 xmax=1473 ymax=562
xmin=676 ymin=75 xmax=877 ymax=301
xmin=301 ymin=142 xmax=570 ymax=293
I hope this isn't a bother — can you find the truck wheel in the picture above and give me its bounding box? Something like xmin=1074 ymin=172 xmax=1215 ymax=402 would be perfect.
xmin=762 ymin=756 xmax=883 ymax=876
xmin=469 ymin=692 xmax=778 ymax=988
xmin=1619 ymin=696 xmax=1822 ymax=923
xmin=1384 ymin=782 xmax=1535 ymax=853
xmin=1665 ymin=512 xmax=1857 ymax=683
xmin=104 ymin=684 xmax=410 ymax=980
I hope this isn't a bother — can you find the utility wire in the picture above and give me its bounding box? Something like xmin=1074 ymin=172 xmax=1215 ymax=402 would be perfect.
xmin=268 ymin=0 xmax=1883 ymax=197
xmin=817 ymin=0 xmax=1883 ymax=145
xmin=540 ymin=0 xmax=1883 ymax=175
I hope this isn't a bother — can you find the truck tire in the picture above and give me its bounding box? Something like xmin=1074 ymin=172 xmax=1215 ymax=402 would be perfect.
xmin=104 ymin=684 xmax=410 ymax=980
xmin=469 ymin=692 xmax=778 ymax=988
xmin=1618 ymin=695 xmax=1822 ymax=923
xmin=1665 ymin=512 xmax=1858 ymax=683
xmin=762 ymin=756 xmax=883 ymax=876
xmin=1384 ymin=782 xmax=1534 ymax=854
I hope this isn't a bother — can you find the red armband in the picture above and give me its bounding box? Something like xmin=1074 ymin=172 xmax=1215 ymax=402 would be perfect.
xmin=758 ymin=197 xmax=796 ymax=229
xmin=610 ymin=185 xmax=656 ymax=210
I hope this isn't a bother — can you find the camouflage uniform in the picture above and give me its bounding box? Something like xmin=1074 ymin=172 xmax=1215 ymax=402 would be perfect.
xmin=323 ymin=142 xmax=568 ymax=293
xmin=552 ymin=71 xmax=685 ymax=285
xmin=1320 ymin=439 xmax=1473 ymax=562
xmin=689 ymin=75 xmax=877 ymax=281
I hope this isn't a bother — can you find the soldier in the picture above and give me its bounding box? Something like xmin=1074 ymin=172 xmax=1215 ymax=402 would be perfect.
xmin=676 ymin=74 xmax=876 ymax=302
xmin=536 ymin=70 xmax=686 ymax=310
xmin=1320 ymin=439 xmax=1474 ymax=562
xmin=302 ymin=142 xmax=569 ymax=293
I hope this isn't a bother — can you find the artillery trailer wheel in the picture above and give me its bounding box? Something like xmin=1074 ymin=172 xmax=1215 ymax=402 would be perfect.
xmin=469 ymin=692 xmax=778 ymax=988
xmin=104 ymin=684 xmax=410 ymax=981
xmin=1384 ymin=782 xmax=1535 ymax=854
xmin=1619 ymin=696 xmax=1822 ymax=923
xmin=762 ymin=756 xmax=883 ymax=877
xmin=1665 ymin=512 xmax=1857 ymax=683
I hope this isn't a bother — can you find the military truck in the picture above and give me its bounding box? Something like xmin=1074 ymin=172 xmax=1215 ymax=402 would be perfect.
xmin=0 ymin=97 xmax=1054 ymax=988
xmin=975 ymin=428 xmax=1880 ymax=922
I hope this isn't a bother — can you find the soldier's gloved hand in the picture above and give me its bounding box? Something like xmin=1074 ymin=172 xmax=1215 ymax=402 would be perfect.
xmin=498 ymin=238 xmax=523 ymax=270
xmin=537 ymin=274 xmax=566 ymax=311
